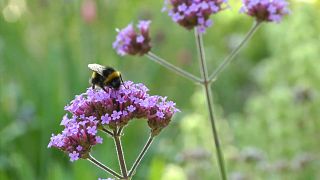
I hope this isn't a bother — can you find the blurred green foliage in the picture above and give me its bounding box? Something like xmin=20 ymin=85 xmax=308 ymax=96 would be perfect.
xmin=0 ymin=0 xmax=319 ymax=179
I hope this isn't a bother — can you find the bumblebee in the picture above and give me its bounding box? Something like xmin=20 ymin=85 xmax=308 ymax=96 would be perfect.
xmin=88 ymin=64 xmax=125 ymax=91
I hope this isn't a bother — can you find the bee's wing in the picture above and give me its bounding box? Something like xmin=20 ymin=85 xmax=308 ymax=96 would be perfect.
xmin=88 ymin=64 xmax=105 ymax=76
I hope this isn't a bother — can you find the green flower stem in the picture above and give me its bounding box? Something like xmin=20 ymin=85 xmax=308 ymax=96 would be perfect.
xmin=146 ymin=52 xmax=202 ymax=84
xmin=117 ymin=127 xmax=123 ymax=136
xmin=101 ymin=127 xmax=113 ymax=137
xmin=128 ymin=135 xmax=154 ymax=177
xmin=88 ymin=154 xmax=123 ymax=179
xmin=113 ymin=131 xmax=128 ymax=179
xmin=209 ymin=21 xmax=262 ymax=82
xmin=195 ymin=29 xmax=227 ymax=180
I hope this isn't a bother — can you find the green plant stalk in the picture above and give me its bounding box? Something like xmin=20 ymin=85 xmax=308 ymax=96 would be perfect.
xmin=101 ymin=127 xmax=113 ymax=137
xmin=88 ymin=154 xmax=123 ymax=179
xmin=209 ymin=21 xmax=261 ymax=82
xmin=146 ymin=52 xmax=202 ymax=84
xmin=128 ymin=135 xmax=154 ymax=177
xmin=113 ymin=131 xmax=128 ymax=179
xmin=117 ymin=127 xmax=124 ymax=136
xmin=195 ymin=29 xmax=227 ymax=180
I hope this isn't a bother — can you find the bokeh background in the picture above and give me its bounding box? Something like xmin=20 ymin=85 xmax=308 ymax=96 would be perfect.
xmin=0 ymin=0 xmax=319 ymax=179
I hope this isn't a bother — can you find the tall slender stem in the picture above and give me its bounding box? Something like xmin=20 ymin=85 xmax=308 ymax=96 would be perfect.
xmin=195 ymin=29 xmax=227 ymax=180
xmin=113 ymin=131 xmax=128 ymax=179
xmin=87 ymin=154 xmax=123 ymax=179
xmin=128 ymin=135 xmax=154 ymax=177
xmin=146 ymin=52 xmax=202 ymax=84
xmin=209 ymin=21 xmax=261 ymax=82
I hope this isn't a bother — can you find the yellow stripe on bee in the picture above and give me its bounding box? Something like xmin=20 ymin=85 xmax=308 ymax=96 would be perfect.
xmin=104 ymin=71 xmax=121 ymax=84
xmin=91 ymin=72 xmax=97 ymax=78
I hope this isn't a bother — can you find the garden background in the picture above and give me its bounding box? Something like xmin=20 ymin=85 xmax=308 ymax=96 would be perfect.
xmin=0 ymin=0 xmax=319 ymax=179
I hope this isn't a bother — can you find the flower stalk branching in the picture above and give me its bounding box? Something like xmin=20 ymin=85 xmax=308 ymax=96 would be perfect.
xmin=88 ymin=154 xmax=123 ymax=179
xmin=146 ymin=52 xmax=202 ymax=84
xmin=209 ymin=21 xmax=262 ymax=82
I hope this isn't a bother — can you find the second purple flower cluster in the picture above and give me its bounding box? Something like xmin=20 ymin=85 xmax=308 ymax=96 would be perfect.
xmin=163 ymin=0 xmax=229 ymax=33
xmin=48 ymin=115 xmax=103 ymax=161
xmin=113 ymin=21 xmax=152 ymax=56
xmin=240 ymin=0 xmax=290 ymax=23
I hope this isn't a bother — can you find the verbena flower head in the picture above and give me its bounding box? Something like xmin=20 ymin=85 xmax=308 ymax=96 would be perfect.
xmin=240 ymin=0 xmax=290 ymax=23
xmin=49 ymin=81 xmax=178 ymax=161
xmin=113 ymin=21 xmax=152 ymax=56
xmin=48 ymin=115 xmax=103 ymax=161
xmin=163 ymin=0 xmax=229 ymax=33
xmin=65 ymin=80 xmax=177 ymax=129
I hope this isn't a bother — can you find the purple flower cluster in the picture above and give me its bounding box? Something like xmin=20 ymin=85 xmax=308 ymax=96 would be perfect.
xmin=113 ymin=21 xmax=152 ymax=56
xmin=240 ymin=0 xmax=290 ymax=23
xmin=163 ymin=0 xmax=229 ymax=33
xmin=49 ymin=81 xmax=178 ymax=161
xmin=65 ymin=81 xmax=179 ymax=134
xmin=48 ymin=115 xmax=103 ymax=162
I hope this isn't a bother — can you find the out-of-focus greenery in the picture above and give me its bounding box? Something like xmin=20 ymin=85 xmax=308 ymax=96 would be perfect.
xmin=0 ymin=0 xmax=319 ymax=179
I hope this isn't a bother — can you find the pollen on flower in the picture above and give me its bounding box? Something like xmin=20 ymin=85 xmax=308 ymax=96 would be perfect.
xmin=113 ymin=21 xmax=152 ymax=56
xmin=240 ymin=0 xmax=290 ymax=23
xmin=163 ymin=0 xmax=229 ymax=34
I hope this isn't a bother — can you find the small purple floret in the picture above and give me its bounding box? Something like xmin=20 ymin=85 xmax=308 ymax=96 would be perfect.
xmin=87 ymin=126 xmax=97 ymax=135
xmin=101 ymin=114 xmax=112 ymax=124
xmin=111 ymin=110 xmax=122 ymax=120
xmin=69 ymin=151 xmax=79 ymax=162
xmin=95 ymin=136 xmax=103 ymax=144
xmin=136 ymin=35 xmax=145 ymax=43
xmin=76 ymin=145 xmax=83 ymax=151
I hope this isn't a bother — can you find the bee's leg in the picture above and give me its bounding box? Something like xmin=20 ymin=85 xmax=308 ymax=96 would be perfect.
xmin=92 ymin=84 xmax=95 ymax=89
xmin=101 ymin=86 xmax=108 ymax=93
xmin=120 ymin=74 xmax=127 ymax=89
xmin=99 ymin=83 xmax=108 ymax=93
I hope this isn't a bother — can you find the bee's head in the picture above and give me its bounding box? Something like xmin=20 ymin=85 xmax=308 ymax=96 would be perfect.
xmin=109 ymin=78 xmax=121 ymax=89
